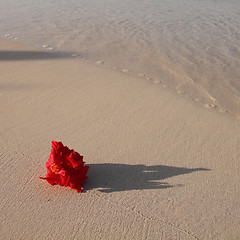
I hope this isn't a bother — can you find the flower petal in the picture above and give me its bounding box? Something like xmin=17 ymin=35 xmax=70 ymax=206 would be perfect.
xmin=40 ymin=141 xmax=89 ymax=192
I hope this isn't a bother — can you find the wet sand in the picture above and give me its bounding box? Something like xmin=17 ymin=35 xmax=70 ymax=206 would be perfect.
xmin=1 ymin=0 xmax=240 ymax=118
xmin=1 ymin=38 xmax=240 ymax=239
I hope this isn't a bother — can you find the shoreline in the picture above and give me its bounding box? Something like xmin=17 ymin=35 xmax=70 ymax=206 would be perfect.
xmin=1 ymin=38 xmax=240 ymax=239
xmin=1 ymin=0 xmax=240 ymax=121
xmin=2 ymin=35 xmax=239 ymax=121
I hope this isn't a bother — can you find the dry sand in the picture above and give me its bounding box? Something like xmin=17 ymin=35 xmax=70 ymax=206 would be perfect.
xmin=0 ymin=38 xmax=240 ymax=240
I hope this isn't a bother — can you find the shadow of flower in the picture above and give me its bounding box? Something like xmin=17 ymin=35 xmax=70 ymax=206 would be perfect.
xmin=85 ymin=163 xmax=210 ymax=193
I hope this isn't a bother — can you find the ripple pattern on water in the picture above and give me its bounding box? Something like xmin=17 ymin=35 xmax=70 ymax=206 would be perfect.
xmin=1 ymin=0 xmax=240 ymax=117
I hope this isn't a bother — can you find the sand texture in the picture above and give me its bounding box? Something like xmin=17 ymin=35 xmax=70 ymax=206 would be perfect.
xmin=1 ymin=39 xmax=240 ymax=240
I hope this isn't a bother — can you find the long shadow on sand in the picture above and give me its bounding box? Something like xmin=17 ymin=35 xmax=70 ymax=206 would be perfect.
xmin=0 ymin=50 xmax=75 ymax=61
xmin=85 ymin=163 xmax=210 ymax=193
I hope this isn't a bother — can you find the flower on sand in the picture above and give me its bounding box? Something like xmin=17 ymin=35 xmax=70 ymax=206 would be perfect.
xmin=40 ymin=141 xmax=89 ymax=192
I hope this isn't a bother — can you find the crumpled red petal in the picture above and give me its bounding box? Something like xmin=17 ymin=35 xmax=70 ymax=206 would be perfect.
xmin=40 ymin=141 xmax=89 ymax=193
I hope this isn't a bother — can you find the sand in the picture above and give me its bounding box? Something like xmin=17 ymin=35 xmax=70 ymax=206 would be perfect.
xmin=1 ymin=38 xmax=240 ymax=240
xmin=2 ymin=0 xmax=240 ymax=118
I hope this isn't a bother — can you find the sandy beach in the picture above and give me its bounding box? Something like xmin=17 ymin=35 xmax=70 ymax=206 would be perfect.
xmin=1 ymin=0 xmax=240 ymax=118
xmin=1 ymin=38 xmax=240 ymax=239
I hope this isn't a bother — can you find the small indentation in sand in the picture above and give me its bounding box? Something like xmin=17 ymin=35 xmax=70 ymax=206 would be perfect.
xmin=4 ymin=33 xmax=11 ymax=38
xmin=152 ymin=80 xmax=161 ymax=84
xmin=177 ymin=90 xmax=184 ymax=95
xmin=204 ymin=103 xmax=216 ymax=108
xmin=42 ymin=44 xmax=49 ymax=48
xmin=96 ymin=60 xmax=104 ymax=64
xmin=72 ymin=53 xmax=80 ymax=57
xmin=46 ymin=47 xmax=54 ymax=51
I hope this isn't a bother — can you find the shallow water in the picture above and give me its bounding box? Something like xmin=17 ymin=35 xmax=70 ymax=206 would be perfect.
xmin=1 ymin=0 xmax=240 ymax=118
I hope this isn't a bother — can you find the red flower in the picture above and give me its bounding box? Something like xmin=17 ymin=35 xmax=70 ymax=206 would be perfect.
xmin=40 ymin=141 xmax=89 ymax=192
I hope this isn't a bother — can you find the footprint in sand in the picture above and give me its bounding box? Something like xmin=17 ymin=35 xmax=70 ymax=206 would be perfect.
xmin=204 ymin=104 xmax=216 ymax=108
xmin=152 ymin=80 xmax=161 ymax=84
xmin=96 ymin=60 xmax=104 ymax=64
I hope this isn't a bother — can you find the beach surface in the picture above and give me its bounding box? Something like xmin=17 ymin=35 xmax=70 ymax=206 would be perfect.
xmin=1 ymin=0 xmax=240 ymax=118
xmin=1 ymin=38 xmax=240 ymax=239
